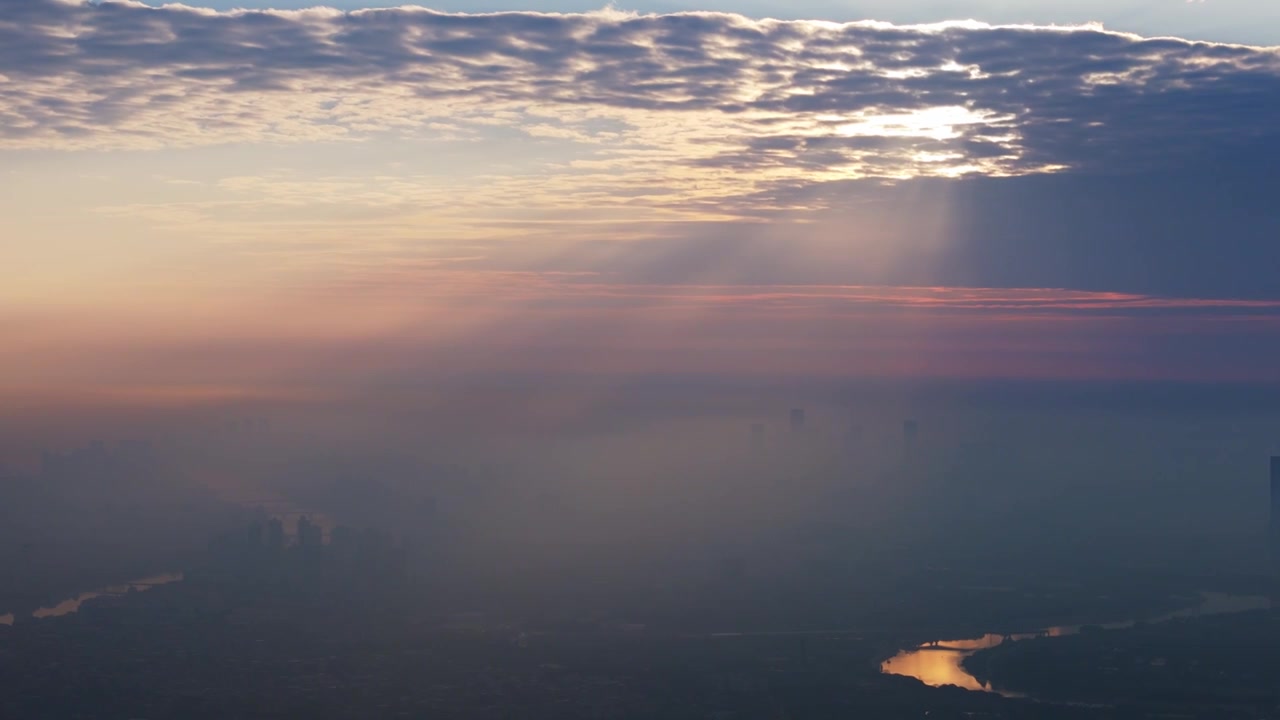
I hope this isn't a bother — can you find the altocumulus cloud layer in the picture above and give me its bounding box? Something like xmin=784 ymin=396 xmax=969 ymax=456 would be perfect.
xmin=4 ymin=0 xmax=1280 ymax=179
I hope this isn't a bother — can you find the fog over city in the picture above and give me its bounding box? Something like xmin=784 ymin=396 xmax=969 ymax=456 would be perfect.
xmin=5 ymin=379 xmax=1278 ymax=622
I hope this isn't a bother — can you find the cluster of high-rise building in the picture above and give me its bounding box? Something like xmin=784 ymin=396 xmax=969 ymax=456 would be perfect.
xmin=1270 ymin=457 xmax=1280 ymax=582
xmin=245 ymin=515 xmax=327 ymax=551
xmin=201 ymin=516 xmax=409 ymax=593
xmin=752 ymin=408 xmax=921 ymax=463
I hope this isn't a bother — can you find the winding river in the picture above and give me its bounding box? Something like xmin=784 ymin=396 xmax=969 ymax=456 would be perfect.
xmin=880 ymin=592 xmax=1271 ymax=697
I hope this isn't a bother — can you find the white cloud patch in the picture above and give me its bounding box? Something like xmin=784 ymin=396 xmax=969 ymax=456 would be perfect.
xmin=2 ymin=0 xmax=1278 ymax=180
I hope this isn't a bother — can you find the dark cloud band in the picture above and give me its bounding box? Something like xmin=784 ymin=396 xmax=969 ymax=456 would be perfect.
xmin=3 ymin=0 xmax=1279 ymax=177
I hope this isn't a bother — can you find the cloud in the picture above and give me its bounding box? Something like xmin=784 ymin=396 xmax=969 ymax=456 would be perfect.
xmin=6 ymin=0 xmax=1280 ymax=361
xmin=66 ymin=137 xmax=1280 ymax=302
xmin=3 ymin=0 xmax=1279 ymax=181
xmin=6 ymin=275 xmax=1280 ymax=390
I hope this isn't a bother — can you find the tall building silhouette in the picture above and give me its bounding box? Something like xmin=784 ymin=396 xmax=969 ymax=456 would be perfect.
xmin=1271 ymin=457 xmax=1280 ymax=573
xmin=1271 ymin=457 xmax=1280 ymax=523
xmin=845 ymin=411 xmax=861 ymax=448
xmin=789 ymin=408 xmax=805 ymax=434
xmin=297 ymin=515 xmax=323 ymax=548
xmin=247 ymin=520 xmax=264 ymax=549
xmin=267 ymin=517 xmax=285 ymax=551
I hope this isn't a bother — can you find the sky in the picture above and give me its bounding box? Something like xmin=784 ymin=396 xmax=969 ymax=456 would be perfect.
xmin=157 ymin=0 xmax=1280 ymax=47
xmin=4 ymin=0 xmax=1280 ymax=408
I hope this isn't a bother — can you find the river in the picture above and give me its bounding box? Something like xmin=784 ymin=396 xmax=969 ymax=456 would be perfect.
xmin=0 ymin=572 xmax=185 ymax=627
xmin=880 ymin=592 xmax=1271 ymax=697
xmin=1 ymin=497 xmax=331 ymax=627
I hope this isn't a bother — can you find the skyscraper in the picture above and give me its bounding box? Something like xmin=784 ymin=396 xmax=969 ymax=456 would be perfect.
xmin=789 ymin=408 xmax=805 ymax=434
xmin=845 ymin=410 xmax=861 ymax=444
xmin=903 ymin=419 xmax=919 ymax=461
xmin=1270 ymin=457 xmax=1280 ymax=561
xmin=247 ymin=520 xmax=264 ymax=549
xmin=1271 ymin=457 xmax=1280 ymax=525
xmin=297 ymin=515 xmax=323 ymax=548
xmin=267 ymin=517 xmax=285 ymax=551
xmin=844 ymin=413 xmax=861 ymax=463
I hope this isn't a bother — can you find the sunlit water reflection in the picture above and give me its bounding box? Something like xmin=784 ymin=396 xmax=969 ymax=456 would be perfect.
xmin=881 ymin=592 xmax=1269 ymax=697
xmin=0 ymin=572 xmax=184 ymax=626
